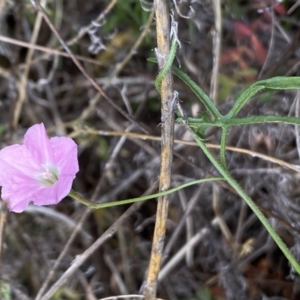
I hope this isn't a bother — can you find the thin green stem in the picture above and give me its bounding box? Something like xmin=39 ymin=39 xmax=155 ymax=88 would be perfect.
xmin=69 ymin=177 xmax=224 ymax=209
xmin=189 ymin=130 xmax=300 ymax=274
xmin=155 ymin=37 xmax=177 ymax=93
xmin=225 ymin=115 xmax=300 ymax=126
xmin=148 ymin=56 xmax=222 ymax=121
xmin=183 ymin=115 xmax=300 ymax=127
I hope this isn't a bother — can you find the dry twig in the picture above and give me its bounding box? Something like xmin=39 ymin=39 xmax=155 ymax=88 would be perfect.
xmin=144 ymin=1 xmax=175 ymax=299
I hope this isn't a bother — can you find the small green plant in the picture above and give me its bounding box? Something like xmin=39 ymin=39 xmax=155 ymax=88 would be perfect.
xmin=152 ymin=30 xmax=300 ymax=274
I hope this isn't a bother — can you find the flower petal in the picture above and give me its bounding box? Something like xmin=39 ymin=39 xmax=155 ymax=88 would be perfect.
xmin=2 ymin=179 xmax=40 ymax=212
xmin=0 ymin=144 xmax=40 ymax=185
xmin=0 ymin=123 xmax=79 ymax=213
xmin=24 ymin=123 xmax=53 ymax=164
xmin=9 ymin=201 xmax=30 ymax=213
xmin=50 ymin=136 xmax=79 ymax=176
xmin=0 ymin=143 xmax=46 ymax=212
xmin=31 ymin=174 xmax=75 ymax=206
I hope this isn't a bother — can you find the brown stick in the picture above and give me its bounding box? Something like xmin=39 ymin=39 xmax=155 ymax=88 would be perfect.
xmin=144 ymin=1 xmax=175 ymax=299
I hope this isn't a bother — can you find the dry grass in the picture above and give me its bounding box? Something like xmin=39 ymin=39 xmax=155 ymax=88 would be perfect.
xmin=0 ymin=1 xmax=300 ymax=299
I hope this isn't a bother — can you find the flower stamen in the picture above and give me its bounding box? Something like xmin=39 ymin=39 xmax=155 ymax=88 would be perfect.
xmin=38 ymin=165 xmax=59 ymax=186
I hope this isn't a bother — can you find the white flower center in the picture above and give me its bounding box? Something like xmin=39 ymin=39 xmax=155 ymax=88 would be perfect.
xmin=37 ymin=164 xmax=59 ymax=186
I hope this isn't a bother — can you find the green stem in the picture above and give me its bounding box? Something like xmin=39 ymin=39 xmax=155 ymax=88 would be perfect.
xmin=226 ymin=115 xmax=300 ymax=126
xmin=189 ymin=130 xmax=300 ymax=274
xmin=155 ymin=37 xmax=178 ymax=93
xmin=69 ymin=177 xmax=224 ymax=209
xmin=184 ymin=115 xmax=300 ymax=127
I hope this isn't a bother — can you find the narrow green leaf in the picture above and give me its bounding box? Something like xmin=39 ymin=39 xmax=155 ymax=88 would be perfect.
xmin=225 ymin=115 xmax=300 ymax=126
xmin=226 ymin=77 xmax=300 ymax=119
xmin=173 ymin=67 xmax=222 ymax=120
xmin=155 ymin=37 xmax=178 ymax=93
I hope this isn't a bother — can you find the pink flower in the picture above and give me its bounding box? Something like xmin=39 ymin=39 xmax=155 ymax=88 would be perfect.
xmin=0 ymin=123 xmax=79 ymax=213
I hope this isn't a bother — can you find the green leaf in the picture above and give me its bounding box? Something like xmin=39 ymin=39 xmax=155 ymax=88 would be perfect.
xmin=226 ymin=76 xmax=300 ymax=119
xmin=173 ymin=67 xmax=222 ymax=121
